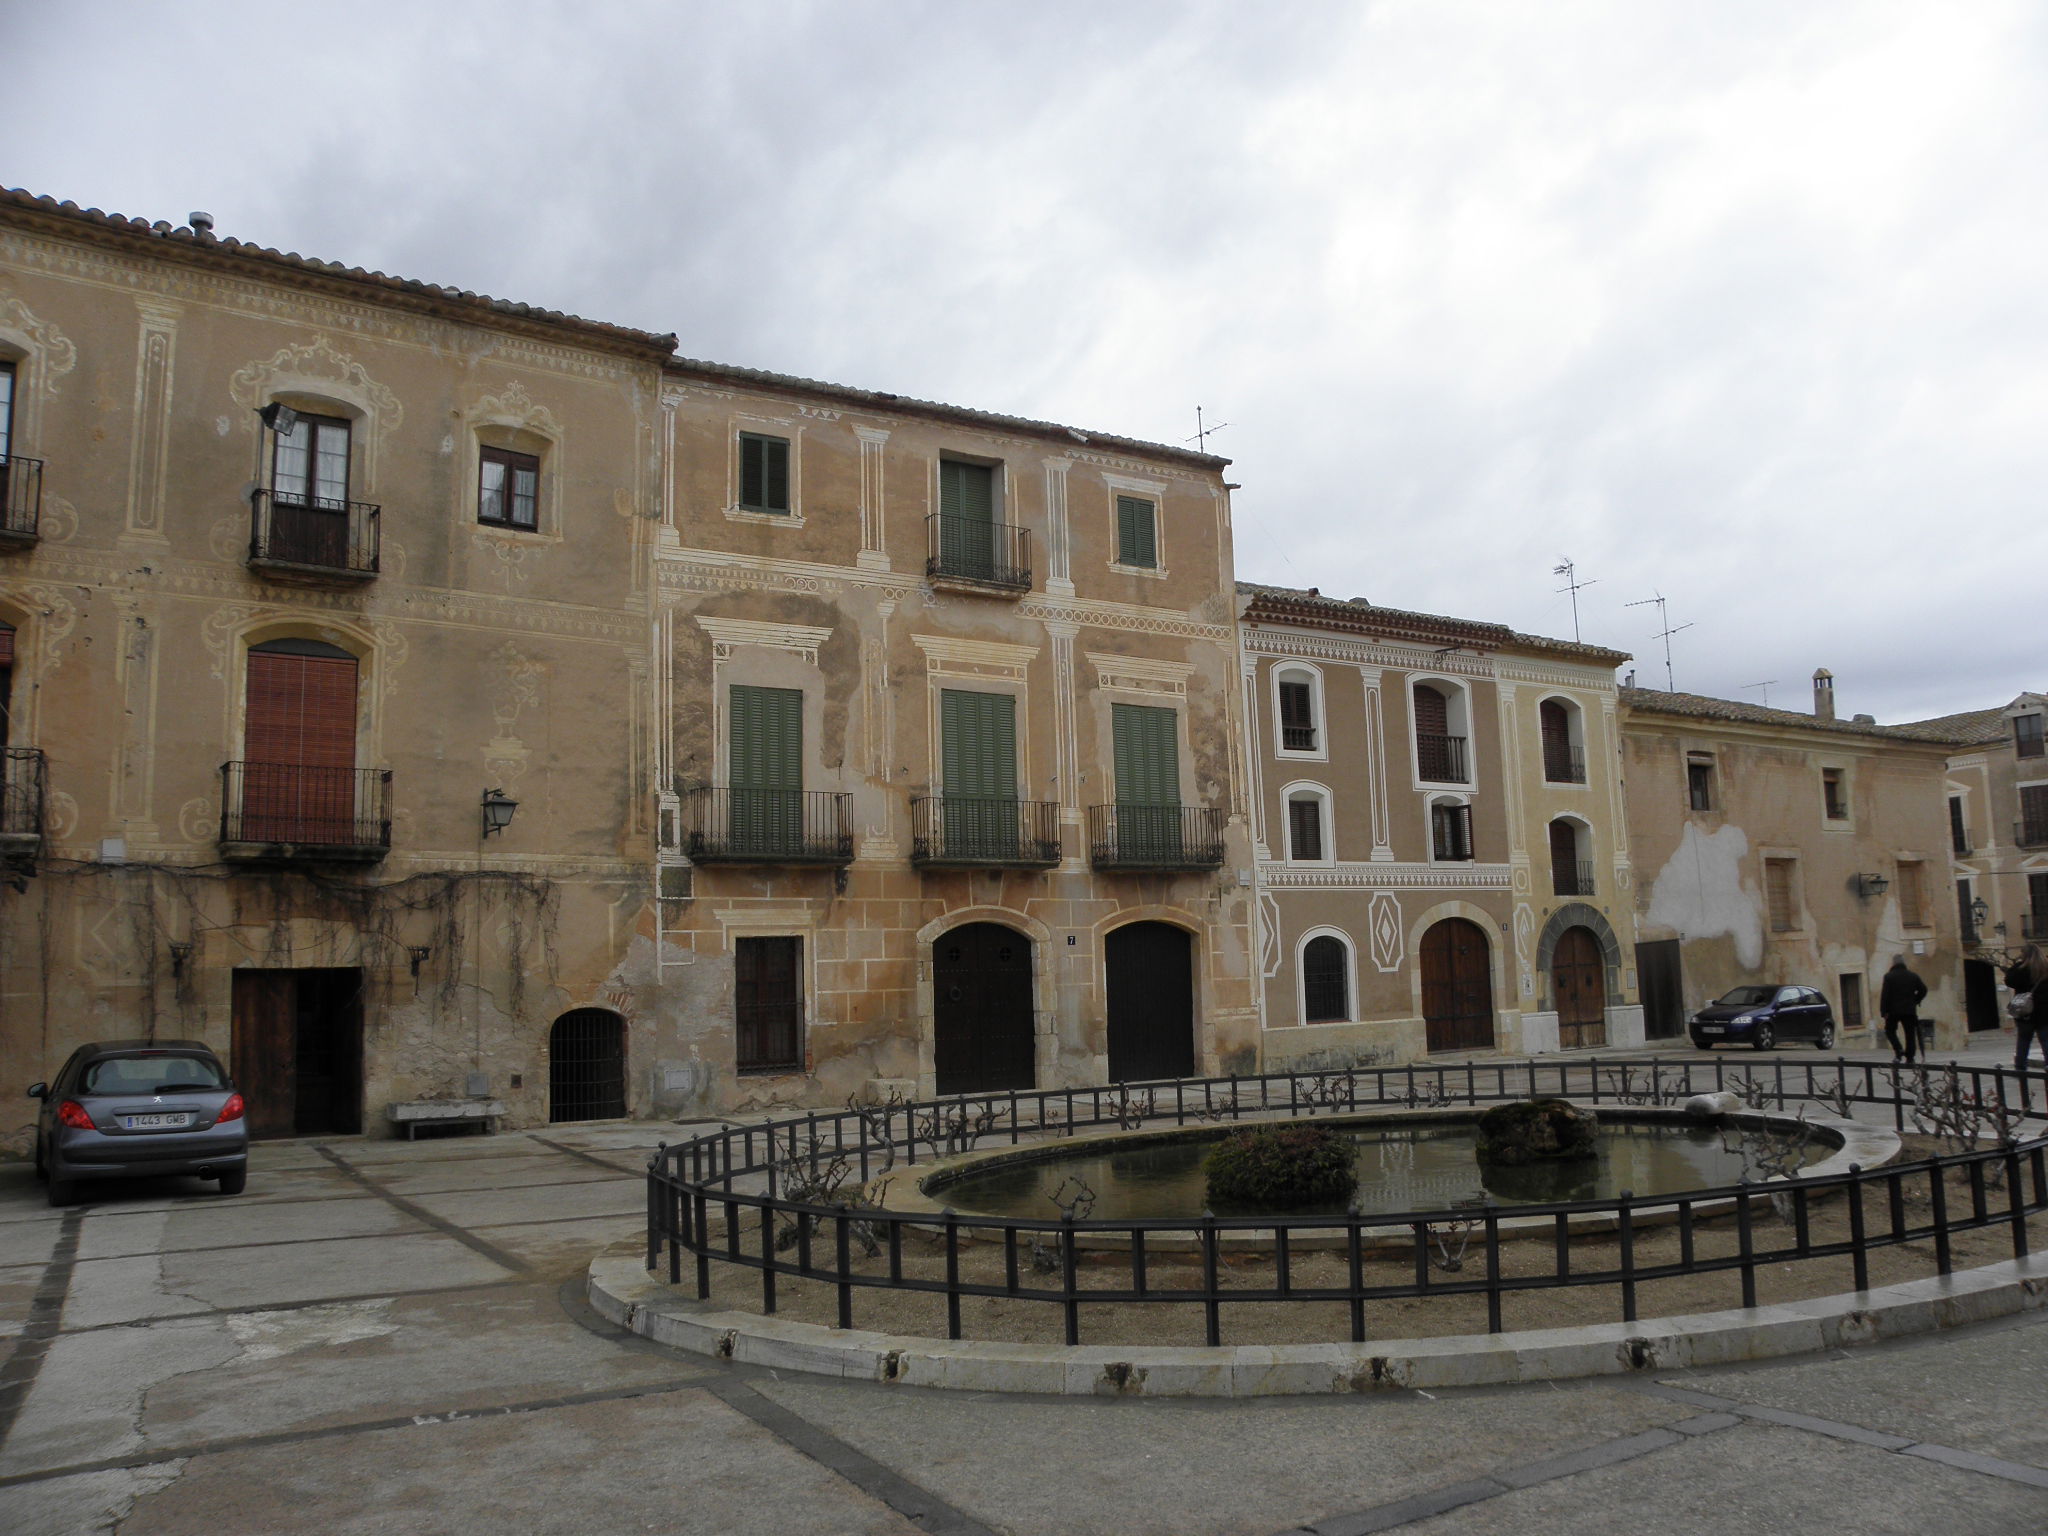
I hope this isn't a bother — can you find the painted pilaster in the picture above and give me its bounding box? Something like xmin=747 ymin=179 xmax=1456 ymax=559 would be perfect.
xmin=856 ymin=427 xmax=890 ymax=571
xmin=1364 ymin=673 xmax=1394 ymax=861
xmin=1042 ymin=457 xmax=1074 ymax=597
xmin=125 ymin=301 xmax=177 ymax=545
xmin=657 ymin=386 xmax=685 ymax=551
xmin=112 ymin=600 xmax=160 ymax=842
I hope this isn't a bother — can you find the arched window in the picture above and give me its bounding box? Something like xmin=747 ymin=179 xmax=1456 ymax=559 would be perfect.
xmin=1413 ymin=681 xmax=1469 ymax=784
xmin=1301 ymin=933 xmax=1352 ymax=1024
xmin=1274 ymin=664 xmax=1324 ymax=757
xmin=1539 ymin=698 xmax=1586 ymax=783
xmin=1283 ymin=782 xmax=1333 ymax=864
xmin=1429 ymin=794 xmax=1474 ymax=862
xmin=1549 ymin=818 xmax=1591 ymax=896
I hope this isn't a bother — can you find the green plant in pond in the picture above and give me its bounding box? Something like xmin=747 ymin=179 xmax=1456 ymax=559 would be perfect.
xmin=1204 ymin=1124 xmax=1359 ymax=1209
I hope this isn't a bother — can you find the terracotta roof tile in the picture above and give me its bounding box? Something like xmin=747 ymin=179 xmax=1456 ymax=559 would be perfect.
xmin=1619 ymin=686 xmax=1974 ymax=744
xmin=1237 ymin=581 xmax=1631 ymax=664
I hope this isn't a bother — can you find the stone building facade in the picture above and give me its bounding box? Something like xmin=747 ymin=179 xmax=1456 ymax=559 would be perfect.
xmin=644 ymin=363 xmax=1259 ymax=1115
xmin=0 ymin=192 xmax=673 ymax=1148
xmin=1621 ymin=675 xmax=1968 ymax=1047
xmin=1239 ymin=585 xmax=1642 ymax=1068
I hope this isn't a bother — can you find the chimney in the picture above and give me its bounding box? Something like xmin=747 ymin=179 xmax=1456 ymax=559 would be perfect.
xmin=1813 ymin=668 xmax=1835 ymax=721
xmin=189 ymin=211 xmax=215 ymax=239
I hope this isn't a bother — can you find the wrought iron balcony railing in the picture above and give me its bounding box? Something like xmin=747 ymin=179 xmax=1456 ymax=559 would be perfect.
xmin=249 ymin=490 xmax=381 ymax=579
xmin=219 ymin=762 xmax=392 ymax=858
xmin=1282 ymin=723 xmax=1317 ymax=752
xmin=1086 ymin=803 xmax=1226 ymax=872
xmin=1553 ymin=860 xmax=1595 ymax=897
xmin=2017 ymin=818 xmax=2048 ymax=850
xmin=925 ymin=513 xmax=1030 ymax=592
xmin=911 ymin=795 xmax=1061 ymax=867
xmin=681 ymin=787 xmax=853 ymax=865
xmin=0 ymin=454 xmax=43 ymax=544
xmin=1416 ymin=731 xmax=1468 ymax=784
xmin=1542 ymin=740 xmax=1586 ymax=784
xmin=0 ymin=747 xmax=46 ymax=845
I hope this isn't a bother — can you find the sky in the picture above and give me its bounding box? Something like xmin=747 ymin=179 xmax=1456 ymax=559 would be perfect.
xmin=6 ymin=0 xmax=2042 ymax=724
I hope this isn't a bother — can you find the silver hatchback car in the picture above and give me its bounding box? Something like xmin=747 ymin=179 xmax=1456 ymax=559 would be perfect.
xmin=29 ymin=1040 xmax=249 ymax=1206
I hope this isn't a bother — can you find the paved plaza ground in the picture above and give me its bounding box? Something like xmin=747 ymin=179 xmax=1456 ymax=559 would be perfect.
xmin=3 ymin=1037 xmax=2045 ymax=1535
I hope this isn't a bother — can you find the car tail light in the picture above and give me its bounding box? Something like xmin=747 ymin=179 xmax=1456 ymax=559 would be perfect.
xmin=216 ymin=1093 xmax=245 ymax=1124
xmin=56 ymin=1100 xmax=94 ymax=1130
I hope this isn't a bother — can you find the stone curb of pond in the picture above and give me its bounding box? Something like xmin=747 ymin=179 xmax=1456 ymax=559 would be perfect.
xmin=587 ymin=1241 xmax=2048 ymax=1397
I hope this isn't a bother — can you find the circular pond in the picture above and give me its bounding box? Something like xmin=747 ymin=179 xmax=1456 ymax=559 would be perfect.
xmin=923 ymin=1113 xmax=1834 ymax=1221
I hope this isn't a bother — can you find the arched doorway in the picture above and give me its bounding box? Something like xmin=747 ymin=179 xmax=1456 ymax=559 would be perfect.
xmin=1421 ymin=918 xmax=1493 ymax=1053
xmin=1105 ymin=922 xmax=1195 ymax=1083
xmin=933 ymin=922 xmax=1035 ymax=1095
xmin=1552 ymin=926 xmax=1607 ymax=1049
xmin=550 ymin=1009 xmax=625 ymax=1122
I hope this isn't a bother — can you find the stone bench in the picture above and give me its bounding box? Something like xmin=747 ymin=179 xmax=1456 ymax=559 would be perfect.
xmin=385 ymin=1098 xmax=506 ymax=1140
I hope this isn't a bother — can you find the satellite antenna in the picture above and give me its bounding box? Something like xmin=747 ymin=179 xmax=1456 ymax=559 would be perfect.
xmin=1186 ymin=405 xmax=1230 ymax=454
xmin=1625 ymin=592 xmax=1692 ymax=691
xmin=1742 ymin=680 xmax=1780 ymax=708
xmin=1552 ymin=558 xmax=1596 ymax=642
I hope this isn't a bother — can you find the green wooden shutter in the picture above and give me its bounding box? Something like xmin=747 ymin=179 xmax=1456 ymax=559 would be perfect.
xmin=1112 ymin=703 xmax=1180 ymax=862
xmin=942 ymin=690 xmax=1017 ymax=857
xmin=1115 ymin=496 xmax=1157 ymax=568
xmin=730 ymin=684 xmax=802 ymax=852
xmin=939 ymin=461 xmax=996 ymax=578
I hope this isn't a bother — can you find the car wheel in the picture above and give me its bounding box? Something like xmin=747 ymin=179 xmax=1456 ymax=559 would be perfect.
xmin=1816 ymin=1024 xmax=1835 ymax=1051
xmin=216 ymin=1169 xmax=247 ymax=1197
xmin=1751 ymin=1022 xmax=1775 ymax=1050
xmin=47 ymin=1178 xmax=77 ymax=1208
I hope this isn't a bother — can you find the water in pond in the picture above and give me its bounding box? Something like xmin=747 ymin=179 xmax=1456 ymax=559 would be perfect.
xmin=929 ymin=1120 xmax=1828 ymax=1221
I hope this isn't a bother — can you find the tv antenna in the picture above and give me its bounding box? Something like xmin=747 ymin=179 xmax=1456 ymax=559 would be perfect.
xmin=1742 ymin=680 xmax=1780 ymax=708
xmin=1552 ymin=558 xmax=1596 ymax=642
xmin=1625 ymin=592 xmax=1692 ymax=691
xmin=1186 ymin=405 xmax=1230 ymax=454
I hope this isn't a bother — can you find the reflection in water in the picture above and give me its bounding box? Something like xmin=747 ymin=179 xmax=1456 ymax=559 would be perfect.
xmin=931 ymin=1121 xmax=1825 ymax=1221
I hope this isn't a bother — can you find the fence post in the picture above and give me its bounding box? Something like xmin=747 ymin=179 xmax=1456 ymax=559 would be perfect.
xmin=836 ymin=1212 xmax=853 ymax=1330
xmin=760 ymin=1196 xmax=778 ymax=1316
xmin=1202 ymin=1216 xmax=1222 ymax=1347
xmin=1929 ymin=1162 xmax=1952 ymax=1276
xmin=1485 ymin=1208 xmax=1503 ymax=1334
xmin=945 ymin=1210 xmax=962 ymax=1341
xmin=2007 ymin=1150 xmax=2030 ymax=1259
xmin=1617 ymin=1191 xmax=1636 ymax=1324
xmin=1846 ymin=1165 xmax=1868 ymax=1293
xmin=1347 ymin=1213 xmax=1366 ymax=1344
xmin=1736 ymin=1180 xmax=1756 ymax=1309
xmin=1062 ymin=1210 xmax=1081 ymax=1347
xmin=695 ymin=1189 xmax=711 ymax=1299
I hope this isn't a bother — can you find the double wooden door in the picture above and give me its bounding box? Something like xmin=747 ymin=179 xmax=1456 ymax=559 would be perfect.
xmin=932 ymin=922 xmax=1035 ymax=1095
xmin=1552 ymin=926 xmax=1607 ymax=1049
xmin=231 ymin=968 xmax=362 ymax=1138
xmin=1105 ymin=922 xmax=1195 ymax=1084
xmin=1421 ymin=919 xmax=1493 ymax=1053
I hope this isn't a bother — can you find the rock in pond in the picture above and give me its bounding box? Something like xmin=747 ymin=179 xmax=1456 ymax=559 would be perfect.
xmin=1475 ymin=1098 xmax=1598 ymax=1166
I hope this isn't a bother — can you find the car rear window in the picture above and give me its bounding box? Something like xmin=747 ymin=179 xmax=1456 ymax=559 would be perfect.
xmin=1715 ymin=986 xmax=1777 ymax=1006
xmin=82 ymin=1054 xmax=227 ymax=1094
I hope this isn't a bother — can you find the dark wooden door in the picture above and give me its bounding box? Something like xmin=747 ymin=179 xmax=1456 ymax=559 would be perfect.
xmin=550 ymin=1009 xmax=626 ymax=1122
xmin=1421 ymin=918 xmax=1493 ymax=1053
xmin=933 ymin=922 xmax=1035 ymax=1095
xmin=1964 ymin=960 xmax=2000 ymax=1032
xmin=232 ymin=969 xmax=298 ymax=1139
xmin=1105 ymin=922 xmax=1195 ymax=1083
xmin=1636 ymin=938 xmax=1684 ymax=1039
xmin=1552 ymin=927 xmax=1607 ymax=1049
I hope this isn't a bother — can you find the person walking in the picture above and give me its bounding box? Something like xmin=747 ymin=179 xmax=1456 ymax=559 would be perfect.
xmin=2006 ymin=944 xmax=2048 ymax=1098
xmin=1879 ymin=954 xmax=1929 ymax=1064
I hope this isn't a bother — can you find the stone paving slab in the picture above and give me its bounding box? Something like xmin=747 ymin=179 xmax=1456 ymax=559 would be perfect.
xmin=0 ymin=1261 xmax=38 ymax=1336
xmin=405 ymin=1177 xmax=645 ymax=1230
xmin=1394 ymin=1420 xmax=2047 ymax=1536
xmin=355 ymin=1152 xmax=629 ymax=1196
xmin=475 ymin=1215 xmax=646 ymax=1270
xmin=73 ymin=1196 xmax=418 ymax=1262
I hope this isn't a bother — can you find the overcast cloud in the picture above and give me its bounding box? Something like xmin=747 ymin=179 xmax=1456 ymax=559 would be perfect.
xmin=6 ymin=0 xmax=2041 ymax=723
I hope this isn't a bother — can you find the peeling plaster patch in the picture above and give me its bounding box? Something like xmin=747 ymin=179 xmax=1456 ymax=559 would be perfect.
xmin=0 ymin=1459 xmax=188 ymax=1535
xmin=226 ymin=1299 xmax=397 ymax=1362
xmin=1646 ymin=822 xmax=1763 ymax=968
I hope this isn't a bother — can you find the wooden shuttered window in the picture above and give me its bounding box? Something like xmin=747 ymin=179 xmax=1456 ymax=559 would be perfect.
xmin=939 ymin=460 xmax=994 ymax=523
xmin=2021 ymin=784 xmax=2048 ymax=844
xmin=729 ymin=684 xmax=803 ymax=854
xmin=739 ymin=433 xmax=791 ymax=514
xmin=1115 ymin=495 xmax=1157 ymax=568
xmin=0 ymin=621 xmax=14 ymax=665
xmin=1111 ymin=703 xmax=1179 ymax=806
xmin=1765 ymin=858 xmax=1796 ymax=932
xmin=246 ymin=645 xmax=357 ymax=769
xmin=1287 ymin=796 xmax=1323 ymax=862
xmin=941 ymin=689 xmax=1019 ymax=857
xmin=1412 ymin=684 xmax=1448 ymax=737
xmin=1548 ymin=819 xmax=1578 ymax=895
xmin=1431 ymin=802 xmax=1472 ymax=861
xmin=1278 ymin=680 xmax=1315 ymax=751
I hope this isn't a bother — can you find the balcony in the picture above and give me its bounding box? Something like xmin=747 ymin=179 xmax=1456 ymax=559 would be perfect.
xmin=219 ymin=763 xmax=392 ymax=862
xmin=681 ymin=787 xmax=853 ymax=866
xmin=248 ymin=491 xmax=380 ymax=582
xmin=2017 ymin=818 xmax=2048 ymax=850
xmin=0 ymin=747 xmax=46 ymax=857
xmin=1086 ymin=803 xmax=1226 ymax=873
xmin=1542 ymin=741 xmax=1586 ymax=784
xmin=911 ymin=796 xmax=1061 ymax=868
xmin=0 ymin=453 xmax=43 ymax=548
xmin=1552 ymin=860 xmax=1595 ymax=898
xmin=1417 ymin=732 xmax=1468 ymax=784
xmin=925 ymin=514 xmax=1030 ymax=594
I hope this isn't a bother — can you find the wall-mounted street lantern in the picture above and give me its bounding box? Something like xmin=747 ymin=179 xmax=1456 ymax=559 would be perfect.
xmin=407 ymin=945 xmax=432 ymax=978
xmin=1856 ymin=872 xmax=1890 ymax=900
xmin=167 ymin=940 xmax=193 ymax=978
xmin=255 ymin=401 xmax=299 ymax=436
xmin=481 ymin=788 xmax=519 ymax=838
xmin=1969 ymin=896 xmax=1990 ymax=933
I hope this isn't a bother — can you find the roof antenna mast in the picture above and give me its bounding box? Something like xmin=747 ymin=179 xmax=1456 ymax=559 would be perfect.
xmin=1186 ymin=405 xmax=1230 ymax=454
xmin=1552 ymin=558 xmax=1596 ymax=642
xmin=1625 ymin=591 xmax=1692 ymax=692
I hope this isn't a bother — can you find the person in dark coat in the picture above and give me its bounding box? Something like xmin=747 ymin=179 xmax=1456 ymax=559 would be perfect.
xmin=1879 ymin=955 xmax=1929 ymax=1063
xmin=2006 ymin=944 xmax=2048 ymax=1090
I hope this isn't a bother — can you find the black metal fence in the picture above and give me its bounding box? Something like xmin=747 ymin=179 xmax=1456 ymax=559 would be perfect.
xmin=681 ymin=787 xmax=854 ymax=865
xmin=219 ymin=762 xmax=393 ymax=849
xmin=1086 ymin=803 xmax=1226 ymax=871
xmin=646 ymin=1058 xmax=2048 ymax=1347
xmin=249 ymin=490 xmax=381 ymax=577
xmin=911 ymin=795 xmax=1062 ymax=867
xmin=926 ymin=514 xmax=1031 ymax=590
xmin=0 ymin=453 xmax=42 ymax=541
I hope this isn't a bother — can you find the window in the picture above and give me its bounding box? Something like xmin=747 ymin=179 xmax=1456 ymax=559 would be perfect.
xmin=1112 ymin=702 xmax=1182 ymax=859
xmin=1275 ymin=666 xmax=1321 ymax=755
xmin=940 ymin=458 xmax=996 ymax=523
xmin=2021 ymin=784 xmax=2048 ymax=848
xmin=1114 ymin=494 xmax=1157 ymax=569
xmin=1896 ymin=861 xmax=1927 ymax=928
xmin=1687 ymin=755 xmax=1715 ymax=812
xmin=0 ymin=621 xmax=13 ymax=748
xmin=478 ymin=445 xmax=539 ymax=529
xmin=1539 ymin=699 xmax=1585 ymax=783
xmin=2030 ymin=873 xmax=2048 ymax=939
xmin=1548 ymin=819 xmax=1590 ymax=896
xmin=1413 ymin=683 xmax=1468 ymax=783
xmin=738 ymin=432 xmax=791 ymax=515
xmin=1302 ymin=934 xmax=1350 ymax=1024
xmin=729 ymin=684 xmax=804 ymax=854
xmin=735 ymin=935 xmax=803 ymax=1073
xmin=1821 ymin=768 xmax=1846 ymax=821
xmin=1764 ymin=857 xmax=1797 ymax=932
xmin=273 ymin=412 xmax=350 ymax=507
xmin=234 ymin=638 xmax=364 ymax=845
xmin=2016 ymin=714 xmax=2044 ymax=759
xmin=1431 ymin=799 xmax=1473 ymax=862
xmin=0 ymin=359 xmax=14 ymax=459
xmin=1950 ymin=796 xmax=1970 ymax=855
xmin=941 ymin=688 xmax=1019 ymax=857
xmin=1839 ymin=973 xmax=1864 ymax=1032
xmin=1959 ymin=878 xmax=1978 ymax=942
xmin=1287 ymin=792 xmax=1325 ymax=862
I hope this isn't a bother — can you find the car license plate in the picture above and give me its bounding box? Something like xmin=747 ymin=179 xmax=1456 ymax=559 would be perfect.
xmin=1697 ymin=1025 xmax=1724 ymax=1035
xmin=120 ymin=1112 xmax=193 ymax=1130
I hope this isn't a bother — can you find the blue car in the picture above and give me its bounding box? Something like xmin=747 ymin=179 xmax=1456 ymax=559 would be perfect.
xmin=1689 ymin=985 xmax=1837 ymax=1051
xmin=28 ymin=1039 xmax=249 ymax=1206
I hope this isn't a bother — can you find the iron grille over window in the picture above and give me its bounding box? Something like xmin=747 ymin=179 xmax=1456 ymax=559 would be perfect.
xmin=0 ymin=746 xmax=45 ymax=839
xmin=249 ymin=490 xmax=380 ymax=576
xmin=926 ymin=513 xmax=1031 ymax=590
xmin=1302 ymin=936 xmax=1349 ymax=1023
